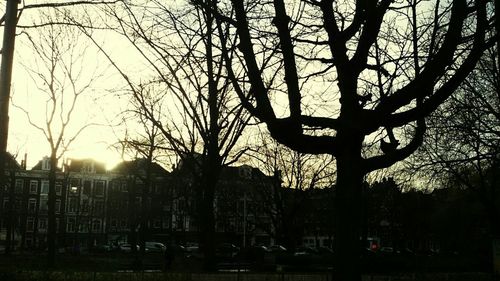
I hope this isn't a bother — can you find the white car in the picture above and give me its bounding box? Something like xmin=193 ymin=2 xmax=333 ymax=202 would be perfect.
xmin=145 ymin=242 xmax=166 ymax=253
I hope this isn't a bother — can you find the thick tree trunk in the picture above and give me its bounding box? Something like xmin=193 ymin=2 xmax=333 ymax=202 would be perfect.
xmin=127 ymin=175 xmax=140 ymax=268
xmin=199 ymin=168 xmax=218 ymax=271
xmin=334 ymin=134 xmax=364 ymax=281
xmin=200 ymin=1 xmax=221 ymax=270
xmin=138 ymin=157 xmax=153 ymax=267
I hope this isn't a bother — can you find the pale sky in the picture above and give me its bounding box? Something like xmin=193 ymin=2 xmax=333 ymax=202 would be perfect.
xmin=6 ymin=3 xmax=148 ymax=170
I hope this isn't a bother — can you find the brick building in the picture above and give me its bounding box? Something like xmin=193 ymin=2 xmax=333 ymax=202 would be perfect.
xmin=0 ymin=155 xmax=277 ymax=250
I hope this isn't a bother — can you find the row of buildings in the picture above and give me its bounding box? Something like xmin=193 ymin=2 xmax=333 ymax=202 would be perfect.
xmin=0 ymin=154 xmax=324 ymax=251
xmin=1 ymin=153 xmax=492 ymax=256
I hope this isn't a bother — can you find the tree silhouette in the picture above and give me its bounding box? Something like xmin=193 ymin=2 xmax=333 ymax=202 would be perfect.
xmin=76 ymin=0 xmax=251 ymax=269
xmin=14 ymin=11 xmax=101 ymax=267
xmin=407 ymin=47 xmax=500 ymax=237
xmin=246 ymin=130 xmax=335 ymax=249
xmin=201 ymin=0 xmax=492 ymax=280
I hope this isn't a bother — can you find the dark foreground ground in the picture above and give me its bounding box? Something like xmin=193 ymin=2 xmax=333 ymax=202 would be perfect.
xmin=0 ymin=251 xmax=496 ymax=281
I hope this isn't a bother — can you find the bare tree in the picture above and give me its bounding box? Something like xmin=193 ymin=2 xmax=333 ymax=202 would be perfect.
xmin=13 ymin=12 xmax=102 ymax=267
xmin=245 ymin=130 xmax=336 ymax=249
xmin=74 ymin=0 xmax=252 ymax=269
xmin=0 ymin=0 xmax=122 ymax=259
xmin=113 ymin=87 xmax=168 ymax=268
xmin=200 ymin=0 xmax=492 ymax=280
xmin=406 ymin=47 xmax=500 ymax=236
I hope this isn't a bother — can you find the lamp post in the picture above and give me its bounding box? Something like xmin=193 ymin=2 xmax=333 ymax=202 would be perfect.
xmin=242 ymin=192 xmax=247 ymax=248
xmin=1 ymin=0 xmax=19 ymax=256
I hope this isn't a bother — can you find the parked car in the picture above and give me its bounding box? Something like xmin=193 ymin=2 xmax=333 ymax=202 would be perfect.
xmin=268 ymin=245 xmax=287 ymax=253
xmin=145 ymin=242 xmax=166 ymax=253
xmin=216 ymin=243 xmax=240 ymax=258
xmin=378 ymin=246 xmax=401 ymax=256
xmin=185 ymin=242 xmax=199 ymax=253
xmin=293 ymin=246 xmax=318 ymax=256
xmin=93 ymin=243 xmax=113 ymax=253
xmin=118 ymin=243 xmax=140 ymax=253
xmin=184 ymin=242 xmax=202 ymax=259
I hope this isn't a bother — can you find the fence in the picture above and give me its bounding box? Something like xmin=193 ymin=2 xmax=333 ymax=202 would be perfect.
xmin=0 ymin=271 xmax=496 ymax=281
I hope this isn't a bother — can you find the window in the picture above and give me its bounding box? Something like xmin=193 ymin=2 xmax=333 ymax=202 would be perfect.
xmin=38 ymin=218 xmax=47 ymax=230
xmin=178 ymin=199 xmax=186 ymax=211
xmin=108 ymin=181 xmax=115 ymax=192
xmin=28 ymin=199 xmax=37 ymax=212
xmin=83 ymin=180 xmax=91 ymax=195
xmin=41 ymin=181 xmax=49 ymax=195
xmin=29 ymin=180 xmax=37 ymax=194
xmin=162 ymin=218 xmax=170 ymax=229
xmin=15 ymin=179 xmax=24 ymax=193
xmin=94 ymin=200 xmax=104 ymax=213
xmin=92 ymin=219 xmax=101 ymax=232
xmin=82 ymin=199 xmax=89 ymax=212
xmin=94 ymin=181 xmax=105 ymax=196
xmin=42 ymin=157 xmax=51 ymax=170
xmin=175 ymin=216 xmax=184 ymax=230
xmin=26 ymin=217 xmax=35 ymax=232
xmin=14 ymin=199 xmax=21 ymax=210
xmin=70 ymin=186 xmax=79 ymax=194
xmin=67 ymin=218 xmax=75 ymax=232
xmin=3 ymin=199 xmax=9 ymax=210
xmin=82 ymin=162 xmax=95 ymax=173
xmin=135 ymin=197 xmax=141 ymax=207
xmin=79 ymin=222 xmax=88 ymax=232
xmin=110 ymin=219 xmax=117 ymax=228
xmin=68 ymin=198 xmax=77 ymax=213
xmin=153 ymin=219 xmax=161 ymax=229
xmin=55 ymin=184 xmax=62 ymax=195
xmin=70 ymin=178 xmax=80 ymax=194
xmin=121 ymin=182 xmax=128 ymax=192
xmin=55 ymin=199 xmax=61 ymax=213
xmin=39 ymin=196 xmax=48 ymax=211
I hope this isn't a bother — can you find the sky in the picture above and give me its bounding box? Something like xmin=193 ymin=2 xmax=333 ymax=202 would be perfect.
xmin=6 ymin=2 xmax=146 ymax=170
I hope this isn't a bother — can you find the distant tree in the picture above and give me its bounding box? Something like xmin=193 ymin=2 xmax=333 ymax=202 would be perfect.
xmin=0 ymin=0 xmax=121 ymax=259
xmin=201 ymin=0 xmax=492 ymax=280
xmin=113 ymin=88 xmax=167 ymax=268
xmin=0 ymin=0 xmax=123 ymax=236
xmin=246 ymin=130 xmax=335 ymax=249
xmin=13 ymin=11 xmax=102 ymax=267
xmin=77 ymin=0 xmax=251 ymax=269
xmin=407 ymin=47 xmax=500 ymax=237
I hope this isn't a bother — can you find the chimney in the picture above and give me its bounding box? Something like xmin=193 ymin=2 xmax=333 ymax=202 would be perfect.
xmin=22 ymin=153 xmax=27 ymax=170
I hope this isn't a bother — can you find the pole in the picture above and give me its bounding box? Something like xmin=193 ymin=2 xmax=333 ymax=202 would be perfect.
xmin=0 ymin=0 xmax=19 ymax=255
xmin=243 ymin=192 xmax=246 ymax=248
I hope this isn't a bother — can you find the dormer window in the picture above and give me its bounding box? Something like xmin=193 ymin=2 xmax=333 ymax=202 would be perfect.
xmin=82 ymin=162 xmax=95 ymax=173
xmin=42 ymin=157 xmax=51 ymax=171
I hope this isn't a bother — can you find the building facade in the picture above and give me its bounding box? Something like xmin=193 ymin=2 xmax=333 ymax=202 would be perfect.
xmin=0 ymin=156 xmax=278 ymax=250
